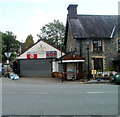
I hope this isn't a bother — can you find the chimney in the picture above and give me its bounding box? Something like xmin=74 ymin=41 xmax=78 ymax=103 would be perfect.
xmin=67 ymin=4 xmax=78 ymax=19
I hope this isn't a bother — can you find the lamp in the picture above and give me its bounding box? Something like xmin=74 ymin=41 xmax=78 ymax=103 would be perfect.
xmin=86 ymin=39 xmax=90 ymax=79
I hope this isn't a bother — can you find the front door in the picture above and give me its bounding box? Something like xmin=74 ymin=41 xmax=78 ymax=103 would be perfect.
xmin=93 ymin=58 xmax=103 ymax=72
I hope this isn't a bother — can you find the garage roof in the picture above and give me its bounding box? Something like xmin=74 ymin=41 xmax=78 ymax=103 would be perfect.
xmin=18 ymin=40 xmax=65 ymax=59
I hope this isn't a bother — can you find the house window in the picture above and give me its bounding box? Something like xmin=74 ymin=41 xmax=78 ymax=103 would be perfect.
xmin=58 ymin=63 xmax=64 ymax=72
xmin=118 ymin=39 xmax=120 ymax=51
xmin=93 ymin=40 xmax=102 ymax=51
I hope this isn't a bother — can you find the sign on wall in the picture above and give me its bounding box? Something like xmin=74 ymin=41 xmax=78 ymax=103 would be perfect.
xmin=27 ymin=52 xmax=37 ymax=59
xmin=37 ymin=44 xmax=46 ymax=54
xmin=46 ymin=51 xmax=57 ymax=58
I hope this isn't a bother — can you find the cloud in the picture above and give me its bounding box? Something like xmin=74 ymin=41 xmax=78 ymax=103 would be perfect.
xmin=25 ymin=8 xmax=66 ymax=42
xmin=1 ymin=0 xmax=44 ymax=3
xmin=1 ymin=0 xmax=119 ymax=42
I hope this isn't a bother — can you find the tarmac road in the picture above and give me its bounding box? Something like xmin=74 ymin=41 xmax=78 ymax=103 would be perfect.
xmin=2 ymin=77 xmax=119 ymax=115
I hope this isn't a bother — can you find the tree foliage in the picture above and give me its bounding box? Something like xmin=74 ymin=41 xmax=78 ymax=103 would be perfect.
xmin=0 ymin=32 xmax=2 ymax=63
xmin=37 ymin=20 xmax=65 ymax=50
xmin=24 ymin=34 xmax=34 ymax=50
xmin=2 ymin=31 xmax=21 ymax=63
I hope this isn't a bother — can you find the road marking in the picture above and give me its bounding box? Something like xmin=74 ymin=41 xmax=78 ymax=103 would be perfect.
xmin=31 ymin=92 xmax=48 ymax=95
xmin=87 ymin=92 xmax=105 ymax=94
xmin=7 ymin=91 xmax=48 ymax=95
xmin=87 ymin=91 xmax=118 ymax=94
xmin=8 ymin=92 xmax=17 ymax=94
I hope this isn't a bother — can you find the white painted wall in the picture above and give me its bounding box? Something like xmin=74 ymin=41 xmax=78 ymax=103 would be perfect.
xmin=52 ymin=61 xmax=59 ymax=72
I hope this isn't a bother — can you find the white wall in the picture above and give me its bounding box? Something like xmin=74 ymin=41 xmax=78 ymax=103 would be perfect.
xmin=52 ymin=61 xmax=59 ymax=72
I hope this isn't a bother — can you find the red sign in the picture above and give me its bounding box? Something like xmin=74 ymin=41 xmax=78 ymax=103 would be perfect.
xmin=46 ymin=51 xmax=57 ymax=58
xmin=27 ymin=54 xmax=37 ymax=59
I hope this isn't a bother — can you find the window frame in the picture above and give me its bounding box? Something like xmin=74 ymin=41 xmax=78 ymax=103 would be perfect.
xmin=93 ymin=40 xmax=102 ymax=52
xmin=118 ymin=39 xmax=120 ymax=51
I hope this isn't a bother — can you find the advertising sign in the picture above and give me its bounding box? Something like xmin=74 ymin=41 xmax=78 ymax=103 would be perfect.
xmin=46 ymin=51 xmax=57 ymax=58
xmin=4 ymin=52 xmax=12 ymax=59
xmin=91 ymin=70 xmax=97 ymax=75
xmin=27 ymin=52 xmax=37 ymax=59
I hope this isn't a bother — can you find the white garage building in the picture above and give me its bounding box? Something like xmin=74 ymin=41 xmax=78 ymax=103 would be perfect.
xmin=17 ymin=40 xmax=65 ymax=77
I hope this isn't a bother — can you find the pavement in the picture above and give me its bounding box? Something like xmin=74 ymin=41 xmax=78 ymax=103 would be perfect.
xmin=2 ymin=76 xmax=62 ymax=84
xmin=2 ymin=76 xmax=114 ymax=85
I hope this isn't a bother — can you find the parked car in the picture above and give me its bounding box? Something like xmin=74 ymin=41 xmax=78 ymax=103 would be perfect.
xmin=112 ymin=72 xmax=120 ymax=84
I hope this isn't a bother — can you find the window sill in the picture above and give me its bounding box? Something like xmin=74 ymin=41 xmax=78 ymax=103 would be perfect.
xmin=93 ymin=51 xmax=103 ymax=53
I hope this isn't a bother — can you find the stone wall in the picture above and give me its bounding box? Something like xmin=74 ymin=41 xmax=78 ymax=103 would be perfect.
xmin=66 ymin=35 xmax=119 ymax=72
xmin=66 ymin=28 xmax=80 ymax=53
xmin=81 ymin=38 xmax=119 ymax=72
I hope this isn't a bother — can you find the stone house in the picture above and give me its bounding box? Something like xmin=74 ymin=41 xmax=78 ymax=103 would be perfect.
xmin=64 ymin=4 xmax=120 ymax=73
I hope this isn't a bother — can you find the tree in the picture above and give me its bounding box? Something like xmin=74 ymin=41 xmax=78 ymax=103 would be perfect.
xmin=2 ymin=31 xmax=21 ymax=63
xmin=37 ymin=20 xmax=65 ymax=50
xmin=24 ymin=34 xmax=34 ymax=50
xmin=0 ymin=32 xmax=2 ymax=63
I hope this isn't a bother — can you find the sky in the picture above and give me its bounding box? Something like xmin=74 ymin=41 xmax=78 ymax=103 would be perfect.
xmin=0 ymin=0 xmax=119 ymax=43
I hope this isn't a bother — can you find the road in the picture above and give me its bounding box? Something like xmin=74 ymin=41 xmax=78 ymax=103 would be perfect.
xmin=2 ymin=77 xmax=119 ymax=115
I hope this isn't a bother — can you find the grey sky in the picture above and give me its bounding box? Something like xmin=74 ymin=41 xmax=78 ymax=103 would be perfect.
xmin=0 ymin=0 xmax=119 ymax=42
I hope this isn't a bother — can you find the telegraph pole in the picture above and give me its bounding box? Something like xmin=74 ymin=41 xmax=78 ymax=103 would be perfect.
xmin=61 ymin=46 xmax=64 ymax=83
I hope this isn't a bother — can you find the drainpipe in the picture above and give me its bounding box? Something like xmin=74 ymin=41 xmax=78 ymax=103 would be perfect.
xmin=79 ymin=40 xmax=82 ymax=57
xmin=86 ymin=39 xmax=90 ymax=80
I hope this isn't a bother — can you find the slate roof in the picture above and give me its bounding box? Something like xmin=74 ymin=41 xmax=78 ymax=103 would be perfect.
xmin=68 ymin=15 xmax=118 ymax=39
xmin=58 ymin=52 xmax=84 ymax=61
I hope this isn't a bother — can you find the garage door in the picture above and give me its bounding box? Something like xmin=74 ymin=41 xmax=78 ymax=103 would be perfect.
xmin=19 ymin=59 xmax=51 ymax=77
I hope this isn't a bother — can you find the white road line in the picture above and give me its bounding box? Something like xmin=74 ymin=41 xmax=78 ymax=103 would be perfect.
xmin=87 ymin=91 xmax=118 ymax=94
xmin=7 ymin=92 xmax=48 ymax=95
xmin=31 ymin=92 xmax=48 ymax=94
xmin=87 ymin=92 xmax=105 ymax=94
xmin=8 ymin=92 xmax=17 ymax=94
